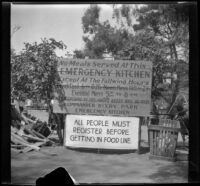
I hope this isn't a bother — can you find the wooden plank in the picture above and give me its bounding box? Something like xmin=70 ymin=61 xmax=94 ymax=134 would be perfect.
xmin=158 ymin=119 xmax=181 ymax=129
xmin=172 ymin=131 xmax=178 ymax=157
xmin=163 ymin=130 xmax=166 ymax=156
xmin=149 ymin=130 xmax=153 ymax=154
xmin=160 ymin=130 xmax=163 ymax=156
xmin=166 ymin=130 xmax=170 ymax=157
xmin=155 ymin=135 xmax=158 ymax=155
xmin=153 ymin=130 xmax=156 ymax=155
xmin=148 ymin=125 xmax=180 ymax=132
xmin=11 ymin=126 xmax=19 ymax=133
xmin=21 ymin=113 xmax=37 ymax=124
xmin=21 ymin=147 xmax=33 ymax=153
xmin=21 ymin=134 xmax=47 ymax=143
xmin=31 ymin=129 xmax=45 ymax=139
xmin=170 ymin=131 xmax=174 ymax=156
xmin=11 ymin=133 xmax=40 ymax=151
xmin=170 ymin=131 xmax=174 ymax=157
xmin=24 ymin=127 xmax=37 ymax=137
xmin=31 ymin=129 xmax=55 ymax=144
xmin=156 ymin=130 xmax=159 ymax=155
xmin=11 ymin=132 xmax=30 ymax=144
xmin=22 ymin=142 xmax=45 ymax=153
xmin=152 ymin=130 xmax=155 ymax=155
xmin=159 ymin=129 xmax=163 ymax=156
xmin=11 ymin=148 xmax=21 ymax=153
xmin=11 ymin=134 xmax=21 ymax=145
xmin=166 ymin=133 xmax=170 ymax=155
xmin=155 ymin=130 xmax=159 ymax=156
xmin=11 ymin=144 xmax=26 ymax=148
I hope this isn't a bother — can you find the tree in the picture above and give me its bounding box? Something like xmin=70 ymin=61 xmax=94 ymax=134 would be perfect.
xmin=11 ymin=24 xmax=22 ymax=98
xmin=73 ymin=49 xmax=85 ymax=59
xmin=11 ymin=24 xmax=21 ymax=38
xmin=82 ymin=4 xmax=101 ymax=34
xmin=80 ymin=4 xmax=189 ymax=114
xmin=81 ymin=5 xmax=132 ymax=59
xmin=11 ymin=38 xmax=67 ymax=143
xmin=112 ymin=4 xmax=189 ymax=113
xmin=11 ymin=38 xmax=66 ymax=102
xmin=134 ymin=4 xmax=189 ymax=113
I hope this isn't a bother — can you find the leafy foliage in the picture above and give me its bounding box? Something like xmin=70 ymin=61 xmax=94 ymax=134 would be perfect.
xmin=73 ymin=49 xmax=86 ymax=59
xmin=81 ymin=5 xmax=133 ymax=59
xmin=132 ymin=4 xmax=189 ymax=112
xmin=80 ymin=4 xmax=189 ymax=114
xmin=82 ymin=5 xmax=101 ymax=34
xmin=11 ymin=38 xmax=67 ymax=104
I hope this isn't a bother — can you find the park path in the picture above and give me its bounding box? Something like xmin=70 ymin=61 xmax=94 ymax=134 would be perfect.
xmin=11 ymin=145 xmax=188 ymax=184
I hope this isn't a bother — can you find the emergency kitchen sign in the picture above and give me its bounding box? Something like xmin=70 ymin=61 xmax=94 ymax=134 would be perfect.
xmin=53 ymin=58 xmax=152 ymax=116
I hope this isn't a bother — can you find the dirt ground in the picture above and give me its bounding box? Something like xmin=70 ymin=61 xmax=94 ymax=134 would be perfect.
xmin=11 ymin=110 xmax=188 ymax=184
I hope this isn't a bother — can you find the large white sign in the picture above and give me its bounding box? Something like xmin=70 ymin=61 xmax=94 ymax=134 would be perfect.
xmin=64 ymin=115 xmax=139 ymax=149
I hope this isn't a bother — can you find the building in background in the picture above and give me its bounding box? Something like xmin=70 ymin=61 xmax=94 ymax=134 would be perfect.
xmin=102 ymin=50 xmax=114 ymax=60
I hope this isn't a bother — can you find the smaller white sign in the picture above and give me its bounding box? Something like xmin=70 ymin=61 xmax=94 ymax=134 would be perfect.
xmin=64 ymin=115 xmax=139 ymax=149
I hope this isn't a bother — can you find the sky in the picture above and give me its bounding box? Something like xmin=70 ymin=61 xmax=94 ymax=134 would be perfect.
xmin=11 ymin=4 xmax=116 ymax=56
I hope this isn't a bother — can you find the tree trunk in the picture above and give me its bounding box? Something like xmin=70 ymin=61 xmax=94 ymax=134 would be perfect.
xmin=172 ymin=43 xmax=178 ymax=61
xmin=47 ymin=100 xmax=53 ymax=125
xmin=167 ymin=43 xmax=180 ymax=114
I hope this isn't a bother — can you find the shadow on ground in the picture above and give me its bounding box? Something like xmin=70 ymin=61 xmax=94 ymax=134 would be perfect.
xmin=148 ymin=162 xmax=188 ymax=182
xmin=66 ymin=147 xmax=139 ymax=154
xmin=66 ymin=146 xmax=150 ymax=155
xmin=139 ymin=147 xmax=150 ymax=154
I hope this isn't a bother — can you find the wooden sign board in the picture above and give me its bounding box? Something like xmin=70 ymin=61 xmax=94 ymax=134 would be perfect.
xmin=64 ymin=115 xmax=140 ymax=149
xmin=53 ymin=58 xmax=152 ymax=116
